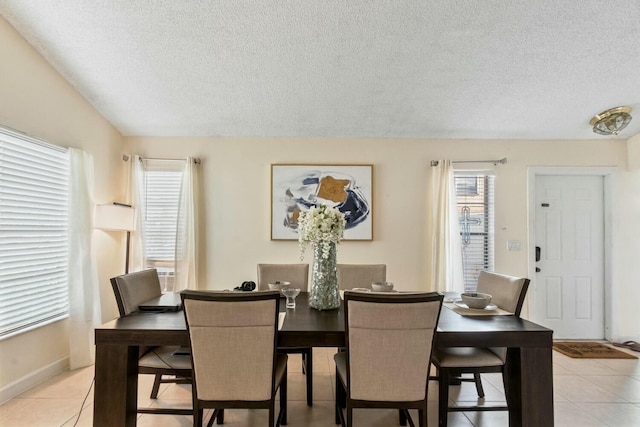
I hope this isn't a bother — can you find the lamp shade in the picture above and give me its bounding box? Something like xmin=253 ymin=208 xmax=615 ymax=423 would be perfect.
xmin=94 ymin=203 xmax=136 ymax=231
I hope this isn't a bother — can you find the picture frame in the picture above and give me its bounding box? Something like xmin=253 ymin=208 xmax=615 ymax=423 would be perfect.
xmin=271 ymin=164 xmax=373 ymax=240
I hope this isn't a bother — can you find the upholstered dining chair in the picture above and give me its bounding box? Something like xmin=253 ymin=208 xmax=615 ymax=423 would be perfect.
xmin=431 ymin=271 xmax=530 ymax=427
xmin=334 ymin=291 xmax=443 ymax=427
xmin=181 ymin=290 xmax=287 ymax=427
xmin=257 ymin=263 xmax=313 ymax=406
xmin=336 ymin=264 xmax=387 ymax=290
xmin=110 ymin=269 xmax=192 ymax=416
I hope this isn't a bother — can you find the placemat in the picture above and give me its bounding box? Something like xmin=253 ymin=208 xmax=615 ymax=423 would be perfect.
xmin=444 ymin=302 xmax=513 ymax=316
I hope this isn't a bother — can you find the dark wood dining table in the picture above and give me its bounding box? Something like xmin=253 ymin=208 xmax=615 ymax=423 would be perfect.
xmin=93 ymin=293 xmax=554 ymax=427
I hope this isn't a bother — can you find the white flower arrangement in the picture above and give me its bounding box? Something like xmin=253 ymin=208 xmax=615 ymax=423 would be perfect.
xmin=298 ymin=204 xmax=346 ymax=260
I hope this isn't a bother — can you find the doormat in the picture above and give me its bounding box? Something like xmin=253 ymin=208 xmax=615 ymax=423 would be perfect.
xmin=553 ymin=341 xmax=637 ymax=359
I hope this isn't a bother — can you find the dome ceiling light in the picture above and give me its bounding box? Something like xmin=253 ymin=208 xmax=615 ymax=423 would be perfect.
xmin=590 ymin=106 xmax=632 ymax=136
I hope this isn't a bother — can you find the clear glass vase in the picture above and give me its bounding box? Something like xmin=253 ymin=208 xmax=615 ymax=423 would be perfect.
xmin=308 ymin=242 xmax=340 ymax=310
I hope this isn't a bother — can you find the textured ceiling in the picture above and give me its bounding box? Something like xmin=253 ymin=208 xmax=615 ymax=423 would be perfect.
xmin=1 ymin=1 xmax=639 ymax=139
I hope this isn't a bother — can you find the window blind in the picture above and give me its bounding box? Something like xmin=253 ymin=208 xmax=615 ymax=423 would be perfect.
xmin=0 ymin=129 xmax=69 ymax=338
xmin=142 ymin=160 xmax=183 ymax=282
xmin=454 ymin=172 xmax=495 ymax=291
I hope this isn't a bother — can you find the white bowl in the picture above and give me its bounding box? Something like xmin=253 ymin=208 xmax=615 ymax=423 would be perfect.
xmin=460 ymin=292 xmax=492 ymax=309
xmin=268 ymin=281 xmax=291 ymax=291
xmin=371 ymin=282 xmax=394 ymax=292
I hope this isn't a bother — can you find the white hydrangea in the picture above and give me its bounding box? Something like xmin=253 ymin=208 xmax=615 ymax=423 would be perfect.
xmin=298 ymin=204 xmax=346 ymax=260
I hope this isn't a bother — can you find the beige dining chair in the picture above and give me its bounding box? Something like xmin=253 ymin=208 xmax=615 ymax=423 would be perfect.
xmin=431 ymin=271 xmax=530 ymax=427
xmin=110 ymin=269 xmax=192 ymax=416
xmin=334 ymin=291 xmax=443 ymax=427
xmin=257 ymin=263 xmax=313 ymax=406
xmin=336 ymin=263 xmax=387 ymax=290
xmin=181 ymin=290 xmax=287 ymax=427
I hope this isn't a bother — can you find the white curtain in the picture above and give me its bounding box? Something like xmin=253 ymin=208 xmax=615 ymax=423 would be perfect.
xmin=128 ymin=155 xmax=147 ymax=273
xmin=425 ymin=160 xmax=464 ymax=293
xmin=67 ymin=148 xmax=101 ymax=369
xmin=174 ymin=158 xmax=198 ymax=291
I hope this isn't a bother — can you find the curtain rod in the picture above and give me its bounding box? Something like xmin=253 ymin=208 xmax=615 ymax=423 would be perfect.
xmin=430 ymin=158 xmax=507 ymax=167
xmin=126 ymin=156 xmax=201 ymax=164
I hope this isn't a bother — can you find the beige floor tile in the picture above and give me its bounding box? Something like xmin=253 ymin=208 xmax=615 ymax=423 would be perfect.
xmin=60 ymin=405 xmax=93 ymax=427
xmin=553 ymin=355 xmax=625 ymax=376
xmin=575 ymin=402 xmax=640 ymax=427
xmin=19 ymin=365 xmax=95 ymax=400
xmin=553 ymin=363 xmax=576 ymax=375
xmin=448 ymin=379 xmax=506 ymax=403
xmin=156 ymin=382 xmax=193 ymax=400
xmin=286 ymin=371 xmax=334 ymax=402
xmin=137 ymin=409 xmax=213 ymax=427
xmin=0 ymin=398 xmax=85 ymax=427
xmin=463 ymin=409 xmax=509 ymax=426
xmin=554 ymin=402 xmax=608 ymax=427
xmin=591 ymin=357 xmax=640 ymax=376
xmin=554 ymin=375 xmax=625 ymax=403
xmin=310 ymin=347 xmax=335 ymax=373
xmin=582 ymin=375 xmax=640 ymax=403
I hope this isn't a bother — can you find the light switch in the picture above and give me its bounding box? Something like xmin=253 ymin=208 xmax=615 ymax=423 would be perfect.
xmin=507 ymin=240 xmax=521 ymax=251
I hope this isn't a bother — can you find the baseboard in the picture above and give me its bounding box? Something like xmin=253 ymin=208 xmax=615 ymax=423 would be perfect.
xmin=0 ymin=356 xmax=69 ymax=404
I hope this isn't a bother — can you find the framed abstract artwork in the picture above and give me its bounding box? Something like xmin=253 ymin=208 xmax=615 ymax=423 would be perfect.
xmin=271 ymin=164 xmax=373 ymax=240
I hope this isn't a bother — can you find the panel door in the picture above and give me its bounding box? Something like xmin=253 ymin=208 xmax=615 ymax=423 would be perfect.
xmin=533 ymin=175 xmax=604 ymax=339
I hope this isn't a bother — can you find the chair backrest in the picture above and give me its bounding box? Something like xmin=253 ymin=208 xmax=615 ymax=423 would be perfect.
xmin=343 ymin=291 xmax=443 ymax=402
xmin=257 ymin=263 xmax=309 ymax=291
xmin=476 ymin=271 xmax=530 ymax=316
xmin=181 ymin=290 xmax=281 ymax=402
xmin=110 ymin=269 xmax=162 ymax=316
xmin=336 ymin=264 xmax=386 ymax=290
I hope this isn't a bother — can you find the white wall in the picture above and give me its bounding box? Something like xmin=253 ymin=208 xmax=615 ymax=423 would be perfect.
xmin=127 ymin=136 xmax=640 ymax=341
xmin=0 ymin=17 xmax=125 ymax=392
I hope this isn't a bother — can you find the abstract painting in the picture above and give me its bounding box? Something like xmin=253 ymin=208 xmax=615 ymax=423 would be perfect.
xmin=271 ymin=164 xmax=373 ymax=240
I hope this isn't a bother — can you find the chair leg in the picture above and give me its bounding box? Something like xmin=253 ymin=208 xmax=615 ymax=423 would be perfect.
xmin=305 ymin=349 xmax=313 ymax=406
xmin=438 ymin=368 xmax=450 ymax=427
xmin=150 ymin=374 xmax=162 ymax=399
xmin=399 ymin=408 xmax=407 ymax=426
xmin=193 ymin=402 xmax=203 ymax=427
xmin=346 ymin=404 xmax=353 ymax=427
xmin=335 ymin=367 xmax=346 ymax=425
xmin=216 ymin=409 xmax=224 ymax=425
xmin=419 ymin=406 xmax=427 ymax=427
xmin=280 ymin=364 xmax=288 ymax=425
xmin=501 ymin=367 xmax=510 ymax=409
xmin=473 ymin=373 xmax=485 ymax=398
xmin=206 ymin=410 xmax=216 ymax=427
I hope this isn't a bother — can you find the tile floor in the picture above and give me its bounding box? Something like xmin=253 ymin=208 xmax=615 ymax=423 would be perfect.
xmin=1 ymin=345 xmax=639 ymax=426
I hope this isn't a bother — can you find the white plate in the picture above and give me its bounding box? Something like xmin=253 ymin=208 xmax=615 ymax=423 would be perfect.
xmin=453 ymin=300 xmax=498 ymax=311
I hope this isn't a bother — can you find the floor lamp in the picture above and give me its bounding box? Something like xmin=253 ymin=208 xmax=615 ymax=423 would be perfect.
xmin=94 ymin=203 xmax=136 ymax=274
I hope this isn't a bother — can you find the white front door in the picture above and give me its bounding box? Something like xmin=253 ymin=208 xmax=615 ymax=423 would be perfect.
xmin=533 ymin=175 xmax=604 ymax=339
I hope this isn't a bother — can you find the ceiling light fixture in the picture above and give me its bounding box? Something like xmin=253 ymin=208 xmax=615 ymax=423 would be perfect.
xmin=590 ymin=106 xmax=633 ymax=136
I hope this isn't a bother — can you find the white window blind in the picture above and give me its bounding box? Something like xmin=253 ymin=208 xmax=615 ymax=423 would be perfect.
xmin=142 ymin=160 xmax=183 ymax=288
xmin=0 ymin=128 xmax=69 ymax=338
xmin=454 ymin=172 xmax=495 ymax=291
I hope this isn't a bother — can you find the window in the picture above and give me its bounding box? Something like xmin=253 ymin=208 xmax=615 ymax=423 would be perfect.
xmin=0 ymin=128 xmax=69 ymax=338
xmin=141 ymin=159 xmax=184 ymax=291
xmin=454 ymin=172 xmax=495 ymax=291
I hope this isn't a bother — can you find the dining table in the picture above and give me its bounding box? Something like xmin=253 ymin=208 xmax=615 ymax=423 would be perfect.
xmin=93 ymin=292 xmax=554 ymax=427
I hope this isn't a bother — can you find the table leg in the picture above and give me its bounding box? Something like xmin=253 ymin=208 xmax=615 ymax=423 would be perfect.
xmin=505 ymin=346 xmax=554 ymax=427
xmin=93 ymin=344 xmax=139 ymax=427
